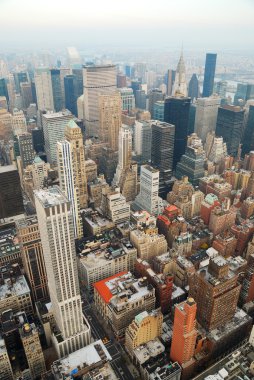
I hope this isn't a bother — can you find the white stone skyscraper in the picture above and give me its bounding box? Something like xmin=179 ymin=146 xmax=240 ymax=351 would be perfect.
xmin=34 ymin=187 xmax=91 ymax=357
xmin=57 ymin=120 xmax=87 ymax=239
xmin=83 ymin=64 xmax=117 ymax=137
xmin=172 ymin=52 xmax=188 ymax=97
xmin=134 ymin=165 xmax=160 ymax=215
xmin=34 ymin=68 xmax=54 ymax=111
xmin=194 ymin=95 xmax=220 ymax=142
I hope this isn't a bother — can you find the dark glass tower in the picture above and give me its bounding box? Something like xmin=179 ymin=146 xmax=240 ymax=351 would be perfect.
xmin=188 ymin=74 xmax=199 ymax=101
xmin=0 ymin=78 xmax=9 ymax=102
xmin=203 ymin=53 xmax=217 ymax=97
xmin=0 ymin=165 xmax=24 ymax=219
xmin=164 ymin=96 xmax=191 ymax=169
xmin=64 ymin=75 xmax=78 ymax=116
xmin=14 ymin=72 xmax=28 ymax=93
xmin=215 ymin=105 xmax=244 ymax=157
xmin=242 ymin=105 xmax=254 ymax=157
xmin=72 ymin=66 xmax=83 ymax=97
xmin=151 ymin=121 xmax=175 ymax=197
xmin=50 ymin=69 xmax=63 ymax=112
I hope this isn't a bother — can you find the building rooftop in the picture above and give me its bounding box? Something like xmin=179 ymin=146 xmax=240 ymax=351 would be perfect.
xmin=148 ymin=362 xmax=181 ymax=380
xmin=34 ymin=186 xmax=68 ymax=208
xmin=133 ymin=338 xmax=165 ymax=365
xmin=0 ymin=226 xmax=20 ymax=260
xmin=0 ymin=164 xmax=17 ymax=173
xmin=51 ymin=340 xmax=112 ymax=378
xmin=42 ymin=110 xmax=72 ymax=119
xmin=0 ymin=274 xmax=30 ymax=300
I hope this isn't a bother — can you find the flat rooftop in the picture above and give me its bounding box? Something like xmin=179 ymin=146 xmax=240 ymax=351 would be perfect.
xmin=42 ymin=110 xmax=72 ymax=119
xmin=133 ymin=338 xmax=165 ymax=365
xmin=0 ymin=274 xmax=30 ymax=300
xmin=52 ymin=340 xmax=111 ymax=377
xmin=0 ymin=227 xmax=20 ymax=259
xmin=0 ymin=164 xmax=17 ymax=173
xmin=34 ymin=186 xmax=68 ymax=208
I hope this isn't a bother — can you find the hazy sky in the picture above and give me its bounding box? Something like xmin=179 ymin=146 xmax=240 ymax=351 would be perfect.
xmin=1 ymin=0 xmax=254 ymax=50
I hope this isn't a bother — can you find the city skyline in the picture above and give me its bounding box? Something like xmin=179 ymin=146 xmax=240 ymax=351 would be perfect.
xmin=1 ymin=0 xmax=254 ymax=50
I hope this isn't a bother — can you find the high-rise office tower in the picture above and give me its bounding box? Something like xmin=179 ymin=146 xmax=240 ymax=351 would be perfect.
xmin=151 ymin=121 xmax=175 ymax=197
xmin=188 ymin=73 xmax=199 ymax=101
xmin=133 ymin=165 xmax=160 ymax=215
xmin=0 ymin=78 xmax=9 ymax=102
xmin=234 ymin=83 xmax=248 ymax=105
xmin=83 ymin=64 xmax=117 ymax=137
xmin=50 ymin=69 xmax=64 ymax=112
xmin=134 ymin=120 xmax=152 ymax=161
xmin=113 ymin=126 xmax=137 ymax=201
xmin=242 ymin=105 xmax=254 ymax=157
xmin=119 ymin=87 xmax=135 ymax=113
xmin=0 ymin=165 xmax=24 ymax=220
xmin=117 ymin=73 xmax=127 ymax=88
xmin=42 ymin=110 xmax=73 ymax=163
xmin=67 ymin=47 xmax=82 ymax=66
xmin=16 ymin=216 xmax=49 ymax=303
xmin=57 ymin=120 xmax=87 ymax=238
xmin=148 ymin=89 xmax=164 ymax=118
xmin=31 ymin=128 xmax=45 ymax=154
xmin=175 ymin=133 xmax=205 ymax=185
xmin=11 ymin=108 xmax=27 ymax=135
xmin=167 ymin=69 xmax=176 ymax=96
xmin=189 ymin=256 xmax=241 ymax=331
xmin=194 ymin=95 xmax=220 ymax=142
xmin=172 ymin=52 xmax=188 ymax=97
xmin=131 ymin=79 xmax=141 ymax=97
xmin=20 ymin=82 xmax=33 ymax=109
xmin=246 ymin=84 xmax=254 ymax=101
xmin=14 ymin=71 xmax=29 ymax=93
xmin=34 ymin=187 xmax=91 ymax=357
xmin=170 ymin=298 xmax=197 ymax=366
xmin=20 ymin=322 xmax=46 ymax=379
xmin=203 ymin=53 xmax=217 ymax=97
xmin=72 ymin=67 xmax=83 ymax=97
xmin=153 ymin=101 xmax=165 ymax=122
xmin=34 ymin=68 xmax=54 ymax=111
xmin=98 ymin=92 xmax=122 ymax=151
xmin=64 ymin=74 xmax=78 ymax=116
xmin=214 ymin=80 xmax=227 ymax=99
xmin=164 ymin=97 xmax=190 ymax=169
xmin=215 ymin=105 xmax=244 ymax=157
xmin=18 ymin=132 xmax=34 ymax=169
xmin=135 ymin=89 xmax=146 ymax=109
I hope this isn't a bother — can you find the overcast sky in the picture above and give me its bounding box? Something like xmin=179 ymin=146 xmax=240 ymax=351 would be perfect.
xmin=1 ymin=0 xmax=254 ymax=50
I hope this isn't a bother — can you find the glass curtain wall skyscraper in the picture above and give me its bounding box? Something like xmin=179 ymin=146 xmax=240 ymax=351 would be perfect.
xmin=203 ymin=53 xmax=217 ymax=97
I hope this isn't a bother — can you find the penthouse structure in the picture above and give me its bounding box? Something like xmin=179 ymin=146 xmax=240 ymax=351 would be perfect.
xmin=94 ymin=272 xmax=156 ymax=338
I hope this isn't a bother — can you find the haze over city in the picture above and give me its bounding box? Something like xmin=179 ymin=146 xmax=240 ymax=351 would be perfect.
xmin=1 ymin=0 xmax=254 ymax=50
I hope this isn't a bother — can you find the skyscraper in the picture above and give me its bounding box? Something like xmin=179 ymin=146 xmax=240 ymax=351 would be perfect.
xmin=170 ymin=298 xmax=197 ymax=366
xmin=113 ymin=126 xmax=137 ymax=201
xmin=83 ymin=64 xmax=117 ymax=137
xmin=242 ymin=105 xmax=254 ymax=157
xmin=57 ymin=120 xmax=87 ymax=238
xmin=0 ymin=165 xmax=24 ymax=220
xmin=188 ymin=73 xmax=199 ymax=101
xmin=151 ymin=121 xmax=175 ymax=196
xmin=194 ymin=95 xmax=220 ymax=142
xmin=175 ymin=133 xmax=205 ymax=185
xmin=133 ymin=165 xmax=160 ymax=215
xmin=64 ymin=74 xmax=78 ymax=116
xmin=20 ymin=82 xmax=33 ymax=109
xmin=134 ymin=120 xmax=152 ymax=161
xmin=18 ymin=132 xmax=34 ymax=169
xmin=34 ymin=68 xmax=54 ymax=111
xmin=67 ymin=46 xmax=82 ymax=66
xmin=172 ymin=52 xmax=188 ymax=97
xmin=164 ymin=96 xmax=191 ymax=169
xmin=0 ymin=78 xmax=9 ymax=102
xmin=167 ymin=69 xmax=176 ymax=96
xmin=50 ymin=68 xmax=64 ymax=112
xmin=42 ymin=110 xmax=73 ymax=163
xmin=215 ymin=105 xmax=244 ymax=157
xmin=98 ymin=92 xmax=122 ymax=151
xmin=148 ymin=89 xmax=164 ymax=118
xmin=17 ymin=216 xmax=49 ymax=303
xmin=119 ymin=87 xmax=135 ymax=113
xmin=203 ymin=53 xmax=217 ymax=97
xmin=34 ymin=187 xmax=91 ymax=357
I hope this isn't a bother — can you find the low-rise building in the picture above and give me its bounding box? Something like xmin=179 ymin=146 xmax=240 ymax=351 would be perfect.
xmin=130 ymin=229 xmax=168 ymax=263
xmin=79 ymin=240 xmax=137 ymax=291
xmin=94 ymin=272 xmax=156 ymax=339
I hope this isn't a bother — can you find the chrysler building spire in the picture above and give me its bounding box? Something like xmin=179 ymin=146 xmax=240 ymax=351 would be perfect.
xmin=172 ymin=50 xmax=188 ymax=97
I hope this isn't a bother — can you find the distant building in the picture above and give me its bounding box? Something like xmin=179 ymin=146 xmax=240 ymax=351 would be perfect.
xmin=50 ymin=68 xmax=64 ymax=112
xmin=34 ymin=68 xmax=54 ymax=111
xmin=148 ymin=89 xmax=164 ymax=118
xmin=64 ymin=74 xmax=78 ymax=116
xmin=188 ymin=73 xmax=199 ymax=101
xmin=203 ymin=53 xmax=217 ymax=97
xmin=153 ymin=100 xmax=165 ymax=121
xmin=119 ymin=87 xmax=135 ymax=112
xmin=172 ymin=52 xmax=188 ymax=97
xmin=194 ymin=96 xmax=220 ymax=142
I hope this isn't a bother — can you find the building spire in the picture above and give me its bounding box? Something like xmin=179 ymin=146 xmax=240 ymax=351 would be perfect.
xmin=172 ymin=49 xmax=188 ymax=97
